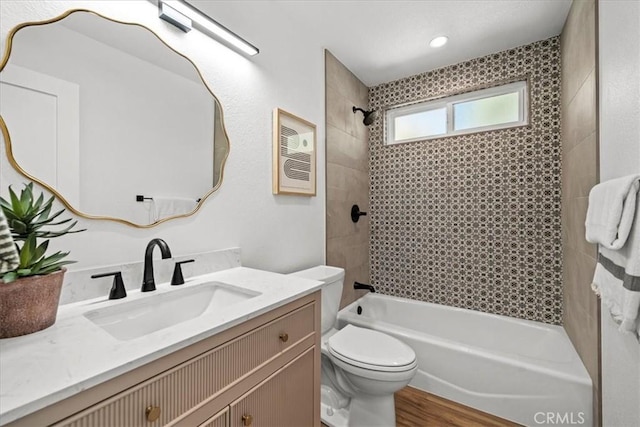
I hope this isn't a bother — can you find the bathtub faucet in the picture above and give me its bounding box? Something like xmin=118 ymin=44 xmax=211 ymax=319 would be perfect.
xmin=354 ymin=282 xmax=376 ymax=293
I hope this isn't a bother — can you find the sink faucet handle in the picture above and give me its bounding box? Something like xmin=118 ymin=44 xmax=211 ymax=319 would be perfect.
xmin=171 ymin=259 xmax=195 ymax=286
xmin=91 ymin=271 xmax=127 ymax=300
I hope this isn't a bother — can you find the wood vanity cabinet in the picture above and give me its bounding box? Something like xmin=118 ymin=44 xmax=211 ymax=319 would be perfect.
xmin=8 ymin=292 xmax=321 ymax=427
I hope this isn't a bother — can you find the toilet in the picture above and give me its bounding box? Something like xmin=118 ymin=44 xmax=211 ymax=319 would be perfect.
xmin=290 ymin=266 xmax=417 ymax=427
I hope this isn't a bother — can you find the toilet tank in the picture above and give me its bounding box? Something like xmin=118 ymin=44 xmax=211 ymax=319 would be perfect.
xmin=289 ymin=266 xmax=344 ymax=334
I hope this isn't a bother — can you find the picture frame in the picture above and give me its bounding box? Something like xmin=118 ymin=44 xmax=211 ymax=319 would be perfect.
xmin=272 ymin=108 xmax=317 ymax=196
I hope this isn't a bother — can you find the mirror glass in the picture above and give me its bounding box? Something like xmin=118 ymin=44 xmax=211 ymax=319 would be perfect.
xmin=0 ymin=10 xmax=229 ymax=227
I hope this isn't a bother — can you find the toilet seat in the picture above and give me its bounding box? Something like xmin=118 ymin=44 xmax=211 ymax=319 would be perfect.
xmin=327 ymin=325 xmax=416 ymax=372
xmin=329 ymin=352 xmax=418 ymax=383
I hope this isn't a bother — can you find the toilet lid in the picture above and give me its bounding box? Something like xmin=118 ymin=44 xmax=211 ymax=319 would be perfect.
xmin=327 ymin=325 xmax=416 ymax=371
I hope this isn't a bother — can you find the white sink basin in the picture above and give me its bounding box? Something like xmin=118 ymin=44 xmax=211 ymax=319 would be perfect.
xmin=84 ymin=282 xmax=260 ymax=341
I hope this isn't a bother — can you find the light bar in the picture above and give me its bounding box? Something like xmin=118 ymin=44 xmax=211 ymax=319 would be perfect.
xmin=159 ymin=2 xmax=192 ymax=33
xmin=159 ymin=0 xmax=259 ymax=56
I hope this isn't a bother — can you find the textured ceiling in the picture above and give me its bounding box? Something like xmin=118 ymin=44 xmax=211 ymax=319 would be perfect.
xmin=195 ymin=0 xmax=572 ymax=86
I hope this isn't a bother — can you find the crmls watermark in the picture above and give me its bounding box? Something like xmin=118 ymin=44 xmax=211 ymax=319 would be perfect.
xmin=534 ymin=412 xmax=586 ymax=425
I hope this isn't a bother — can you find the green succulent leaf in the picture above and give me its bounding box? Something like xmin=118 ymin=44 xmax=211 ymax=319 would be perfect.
xmin=29 ymin=257 xmax=45 ymax=275
xmin=2 ymin=271 xmax=18 ymax=283
xmin=40 ymin=251 xmax=70 ymax=264
xmin=20 ymin=184 xmax=33 ymax=211
xmin=0 ymin=194 xmax=10 ymax=208
xmin=18 ymin=235 xmax=35 ymax=268
xmin=33 ymin=240 xmax=49 ymax=261
xmin=0 ymin=199 xmax=14 ymax=218
xmin=1 ymin=183 xmax=85 ymax=282
xmin=35 ymin=200 xmax=55 ymax=222
xmin=10 ymin=219 xmax=27 ymax=234
xmin=38 ymin=260 xmax=76 ymax=275
xmin=36 ymin=214 xmax=70 ymax=227
xmin=8 ymin=186 xmax=24 ymax=218
xmin=39 ymin=221 xmax=85 ymax=239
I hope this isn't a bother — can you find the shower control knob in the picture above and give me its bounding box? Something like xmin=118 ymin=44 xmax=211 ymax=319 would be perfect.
xmin=351 ymin=205 xmax=367 ymax=223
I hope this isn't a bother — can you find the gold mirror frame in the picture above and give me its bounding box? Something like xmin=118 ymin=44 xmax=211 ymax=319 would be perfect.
xmin=0 ymin=9 xmax=230 ymax=228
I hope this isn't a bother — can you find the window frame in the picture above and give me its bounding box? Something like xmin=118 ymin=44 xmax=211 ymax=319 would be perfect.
xmin=385 ymin=80 xmax=529 ymax=145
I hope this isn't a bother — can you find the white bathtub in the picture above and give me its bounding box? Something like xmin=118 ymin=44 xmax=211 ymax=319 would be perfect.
xmin=338 ymin=294 xmax=592 ymax=427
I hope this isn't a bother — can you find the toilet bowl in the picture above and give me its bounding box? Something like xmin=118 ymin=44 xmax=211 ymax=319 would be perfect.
xmin=289 ymin=266 xmax=417 ymax=427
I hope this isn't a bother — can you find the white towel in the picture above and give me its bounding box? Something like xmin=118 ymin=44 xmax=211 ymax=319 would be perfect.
xmin=585 ymin=174 xmax=640 ymax=249
xmin=151 ymin=197 xmax=198 ymax=222
xmin=587 ymin=176 xmax=640 ymax=337
xmin=0 ymin=208 xmax=19 ymax=274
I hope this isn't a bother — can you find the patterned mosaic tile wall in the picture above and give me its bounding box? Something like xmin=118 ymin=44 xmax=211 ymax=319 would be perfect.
xmin=368 ymin=37 xmax=562 ymax=324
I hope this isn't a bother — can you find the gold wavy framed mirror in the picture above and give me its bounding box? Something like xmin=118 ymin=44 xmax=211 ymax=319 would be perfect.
xmin=0 ymin=9 xmax=230 ymax=228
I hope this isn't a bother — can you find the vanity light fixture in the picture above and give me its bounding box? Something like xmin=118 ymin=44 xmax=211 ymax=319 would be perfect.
xmin=157 ymin=0 xmax=259 ymax=56
xmin=159 ymin=1 xmax=192 ymax=33
xmin=429 ymin=35 xmax=449 ymax=48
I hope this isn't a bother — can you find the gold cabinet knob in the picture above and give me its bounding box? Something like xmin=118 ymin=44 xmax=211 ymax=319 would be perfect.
xmin=145 ymin=405 xmax=161 ymax=422
xmin=242 ymin=414 xmax=253 ymax=426
xmin=279 ymin=332 xmax=289 ymax=343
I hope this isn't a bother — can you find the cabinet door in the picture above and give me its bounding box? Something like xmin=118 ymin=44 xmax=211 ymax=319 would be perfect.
xmin=230 ymin=348 xmax=316 ymax=427
xmin=199 ymin=407 xmax=228 ymax=427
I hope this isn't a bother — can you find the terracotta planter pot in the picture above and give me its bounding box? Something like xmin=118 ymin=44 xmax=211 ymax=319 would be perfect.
xmin=0 ymin=268 xmax=65 ymax=338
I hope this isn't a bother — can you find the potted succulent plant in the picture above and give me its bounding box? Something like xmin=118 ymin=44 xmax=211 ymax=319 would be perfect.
xmin=0 ymin=183 xmax=84 ymax=338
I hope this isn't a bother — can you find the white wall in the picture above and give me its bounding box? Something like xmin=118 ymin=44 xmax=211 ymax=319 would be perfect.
xmin=598 ymin=0 xmax=640 ymax=425
xmin=0 ymin=1 xmax=325 ymax=272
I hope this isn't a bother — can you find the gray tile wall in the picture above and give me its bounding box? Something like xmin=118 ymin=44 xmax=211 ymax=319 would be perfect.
xmin=325 ymin=51 xmax=370 ymax=308
xmin=560 ymin=0 xmax=600 ymax=423
xmin=368 ymin=38 xmax=563 ymax=324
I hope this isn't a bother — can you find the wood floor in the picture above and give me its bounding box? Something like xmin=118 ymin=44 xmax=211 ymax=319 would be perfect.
xmin=395 ymin=386 xmax=519 ymax=427
xmin=321 ymin=386 xmax=518 ymax=427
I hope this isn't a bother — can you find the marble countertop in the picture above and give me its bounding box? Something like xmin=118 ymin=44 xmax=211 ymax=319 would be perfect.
xmin=0 ymin=267 xmax=323 ymax=425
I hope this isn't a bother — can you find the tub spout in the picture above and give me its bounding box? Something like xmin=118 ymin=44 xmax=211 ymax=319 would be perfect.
xmin=354 ymin=281 xmax=376 ymax=293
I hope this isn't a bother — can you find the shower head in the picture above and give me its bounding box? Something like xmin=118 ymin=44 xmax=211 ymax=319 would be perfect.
xmin=352 ymin=106 xmax=378 ymax=126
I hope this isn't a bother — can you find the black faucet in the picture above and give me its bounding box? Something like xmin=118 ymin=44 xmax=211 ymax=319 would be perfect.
xmin=91 ymin=271 xmax=127 ymax=300
xmin=354 ymin=281 xmax=376 ymax=293
xmin=141 ymin=238 xmax=172 ymax=292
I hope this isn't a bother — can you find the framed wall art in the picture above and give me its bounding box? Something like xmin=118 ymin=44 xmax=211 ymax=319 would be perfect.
xmin=272 ymin=108 xmax=316 ymax=196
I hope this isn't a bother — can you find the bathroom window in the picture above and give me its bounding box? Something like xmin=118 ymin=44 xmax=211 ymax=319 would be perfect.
xmin=385 ymin=80 xmax=528 ymax=145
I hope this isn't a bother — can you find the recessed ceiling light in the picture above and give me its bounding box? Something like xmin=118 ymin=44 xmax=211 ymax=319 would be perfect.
xmin=429 ymin=36 xmax=449 ymax=48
